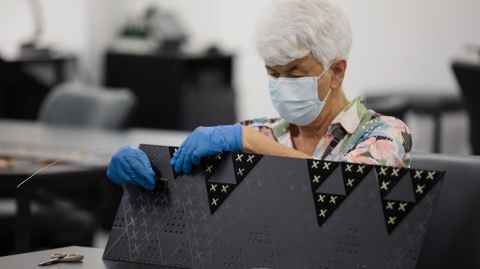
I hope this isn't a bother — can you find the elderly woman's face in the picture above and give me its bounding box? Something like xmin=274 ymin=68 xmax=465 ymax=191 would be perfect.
xmin=266 ymin=53 xmax=333 ymax=101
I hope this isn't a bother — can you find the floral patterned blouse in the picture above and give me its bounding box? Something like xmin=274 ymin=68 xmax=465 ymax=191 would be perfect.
xmin=242 ymin=97 xmax=413 ymax=168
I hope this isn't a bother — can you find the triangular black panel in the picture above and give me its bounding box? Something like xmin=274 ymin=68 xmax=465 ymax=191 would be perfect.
xmin=376 ymin=166 xmax=408 ymax=198
xmin=202 ymin=152 xmax=227 ymax=180
xmin=205 ymin=182 xmax=237 ymax=214
xmin=410 ymin=169 xmax=445 ymax=202
xmin=314 ymin=193 xmax=346 ymax=226
xmin=381 ymin=200 xmax=415 ymax=234
xmin=307 ymin=159 xmax=339 ymax=194
xmin=341 ymin=163 xmax=372 ymax=195
xmin=231 ymin=152 xmax=262 ymax=183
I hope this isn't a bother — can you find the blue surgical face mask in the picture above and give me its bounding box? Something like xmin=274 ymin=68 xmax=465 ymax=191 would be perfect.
xmin=269 ymin=68 xmax=331 ymax=126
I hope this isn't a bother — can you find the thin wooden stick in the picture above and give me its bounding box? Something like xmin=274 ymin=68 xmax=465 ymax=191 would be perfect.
xmin=16 ymin=160 xmax=60 ymax=189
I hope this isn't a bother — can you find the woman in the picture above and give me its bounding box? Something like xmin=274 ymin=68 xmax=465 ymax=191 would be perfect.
xmin=107 ymin=0 xmax=412 ymax=190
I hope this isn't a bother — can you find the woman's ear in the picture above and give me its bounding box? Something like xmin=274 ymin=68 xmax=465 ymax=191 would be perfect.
xmin=330 ymin=60 xmax=347 ymax=90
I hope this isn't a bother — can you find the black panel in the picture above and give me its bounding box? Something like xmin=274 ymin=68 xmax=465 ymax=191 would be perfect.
xmin=104 ymin=145 xmax=445 ymax=269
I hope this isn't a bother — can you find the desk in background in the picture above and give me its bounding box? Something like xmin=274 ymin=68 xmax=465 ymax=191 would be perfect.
xmin=365 ymin=92 xmax=464 ymax=153
xmin=0 ymin=119 xmax=188 ymax=253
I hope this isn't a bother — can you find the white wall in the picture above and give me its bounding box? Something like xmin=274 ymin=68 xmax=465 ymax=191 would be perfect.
xmin=0 ymin=0 xmax=89 ymax=60
xmin=340 ymin=0 xmax=480 ymax=95
xmin=0 ymin=0 xmax=125 ymax=83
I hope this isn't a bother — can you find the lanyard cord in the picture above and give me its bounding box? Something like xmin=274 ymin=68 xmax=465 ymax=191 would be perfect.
xmin=320 ymin=124 xmax=347 ymax=160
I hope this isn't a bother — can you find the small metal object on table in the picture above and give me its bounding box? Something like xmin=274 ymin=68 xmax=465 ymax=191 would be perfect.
xmin=38 ymin=252 xmax=84 ymax=266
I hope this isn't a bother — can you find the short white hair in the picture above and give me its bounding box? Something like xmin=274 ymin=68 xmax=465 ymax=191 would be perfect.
xmin=256 ymin=0 xmax=352 ymax=67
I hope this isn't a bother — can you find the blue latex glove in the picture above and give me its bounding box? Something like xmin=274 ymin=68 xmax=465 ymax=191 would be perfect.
xmin=171 ymin=124 xmax=243 ymax=175
xmin=106 ymin=146 xmax=156 ymax=190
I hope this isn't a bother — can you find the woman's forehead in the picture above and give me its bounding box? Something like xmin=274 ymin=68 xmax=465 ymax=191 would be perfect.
xmin=267 ymin=54 xmax=320 ymax=73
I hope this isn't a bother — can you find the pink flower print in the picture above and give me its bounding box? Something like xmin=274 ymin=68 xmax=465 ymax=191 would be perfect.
xmin=369 ymin=139 xmax=397 ymax=161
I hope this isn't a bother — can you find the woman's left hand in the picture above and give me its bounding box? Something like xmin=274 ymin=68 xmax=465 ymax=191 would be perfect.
xmin=170 ymin=124 xmax=243 ymax=174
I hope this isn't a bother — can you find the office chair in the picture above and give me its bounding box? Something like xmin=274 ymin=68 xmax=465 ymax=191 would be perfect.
xmin=452 ymin=61 xmax=480 ymax=155
xmin=413 ymin=153 xmax=480 ymax=268
xmin=38 ymin=82 xmax=136 ymax=129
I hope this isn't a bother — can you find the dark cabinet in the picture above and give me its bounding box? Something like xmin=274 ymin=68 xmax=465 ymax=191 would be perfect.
xmin=104 ymin=51 xmax=236 ymax=130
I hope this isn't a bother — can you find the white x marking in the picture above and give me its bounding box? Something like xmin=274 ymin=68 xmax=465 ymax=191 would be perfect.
xmin=427 ymin=171 xmax=436 ymax=180
xmin=391 ymin=168 xmax=400 ymax=177
xmin=356 ymin=165 xmax=365 ymax=174
xmin=216 ymin=153 xmax=222 ymax=160
xmin=386 ymin=201 xmax=395 ymax=210
xmin=329 ymin=196 xmax=337 ymax=205
xmin=380 ymin=181 xmax=391 ymax=191
xmin=346 ymin=178 xmax=355 ymax=187
xmin=416 ymin=184 xmax=425 ymax=194
xmin=235 ymin=154 xmax=244 ymax=162
xmin=414 ymin=170 xmax=424 ymax=179
xmin=247 ymin=155 xmax=255 ymax=163
xmin=379 ymin=167 xmax=388 ymax=176
xmin=346 ymin=164 xmax=353 ymax=172
xmin=221 ymin=185 xmax=229 ymax=193
xmin=211 ymin=198 xmax=219 ymax=206
xmin=237 ymin=168 xmax=245 ymax=176
xmin=209 ymin=184 xmax=217 ymax=192
xmin=317 ymin=194 xmax=326 ymax=203
xmin=311 ymin=161 xmax=319 ymax=169
xmin=319 ymin=209 xmax=328 ymax=218
xmin=206 ymin=165 xmax=213 ymax=174
xmin=323 ymin=162 xmax=331 ymax=170
xmin=388 ymin=216 xmax=397 ymax=225
xmin=313 ymin=175 xmax=321 ymax=183
xmin=399 ymin=202 xmax=408 ymax=212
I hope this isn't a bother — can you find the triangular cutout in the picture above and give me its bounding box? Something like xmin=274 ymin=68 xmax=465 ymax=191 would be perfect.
xmin=341 ymin=163 xmax=372 ymax=195
xmin=315 ymin=166 xmax=346 ymax=196
xmin=231 ymin=152 xmax=262 ymax=183
xmin=384 ymin=173 xmax=416 ymax=202
xmin=202 ymin=152 xmax=227 ymax=180
xmin=307 ymin=159 xmax=339 ymax=194
xmin=205 ymin=182 xmax=237 ymax=214
xmin=314 ymin=193 xmax=346 ymax=226
xmin=376 ymin=166 xmax=408 ymax=198
xmin=410 ymin=169 xmax=445 ymax=202
xmin=381 ymin=199 xmax=415 ymax=234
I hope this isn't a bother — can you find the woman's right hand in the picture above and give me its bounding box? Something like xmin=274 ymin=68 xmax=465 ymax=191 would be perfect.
xmin=106 ymin=146 xmax=156 ymax=190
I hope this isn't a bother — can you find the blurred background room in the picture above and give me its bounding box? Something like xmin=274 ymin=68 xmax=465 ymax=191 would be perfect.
xmin=0 ymin=0 xmax=479 ymax=256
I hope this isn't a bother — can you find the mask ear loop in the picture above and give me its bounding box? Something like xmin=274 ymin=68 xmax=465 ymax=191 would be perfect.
xmin=316 ymin=63 xmax=333 ymax=102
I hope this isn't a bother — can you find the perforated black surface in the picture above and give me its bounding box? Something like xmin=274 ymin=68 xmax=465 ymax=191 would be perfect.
xmin=103 ymin=145 xmax=445 ymax=269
